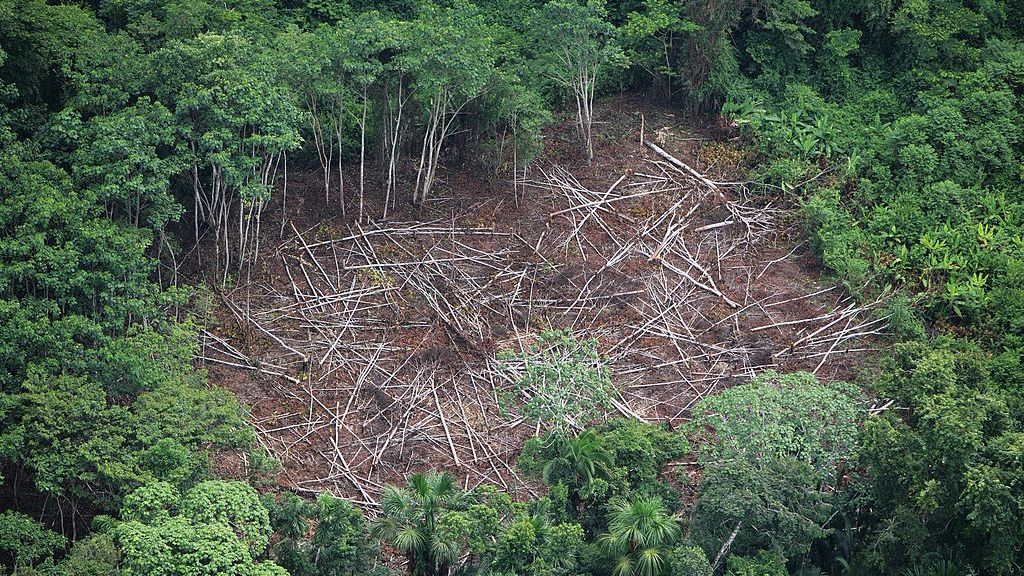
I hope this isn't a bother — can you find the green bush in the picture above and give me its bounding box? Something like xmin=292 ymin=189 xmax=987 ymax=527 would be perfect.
xmin=113 ymin=481 xmax=285 ymax=576
xmin=854 ymin=339 xmax=1024 ymax=573
xmin=725 ymin=551 xmax=788 ymax=576
xmin=690 ymin=372 xmax=862 ymax=563
xmin=57 ymin=535 xmax=121 ymax=576
xmin=668 ymin=545 xmax=713 ymax=576
xmin=0 ymin=512 xmax=66 ymax=571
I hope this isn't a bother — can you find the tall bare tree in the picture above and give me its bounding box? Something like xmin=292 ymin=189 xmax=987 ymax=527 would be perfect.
xmin=534 ymin=0 xmax=623 ymax=163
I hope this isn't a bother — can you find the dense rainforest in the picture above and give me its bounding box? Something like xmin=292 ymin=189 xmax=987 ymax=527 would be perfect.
xmin=1 ymin=0 xmax=1023 ymax=575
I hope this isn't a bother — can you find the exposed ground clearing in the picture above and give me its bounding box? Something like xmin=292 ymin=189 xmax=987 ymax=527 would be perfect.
xmin=198 ymin=97 xmax=884 ymax=507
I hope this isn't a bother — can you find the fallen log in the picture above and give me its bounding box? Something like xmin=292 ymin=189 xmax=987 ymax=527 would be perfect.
xmin=643 ymin=139 xmax=728 ymax=203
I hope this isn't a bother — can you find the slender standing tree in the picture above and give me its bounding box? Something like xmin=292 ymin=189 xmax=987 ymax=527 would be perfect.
xmin=533 ymin=0 xmax=623 ymax=163
xmin=276 ymin=26 xmax=349 ymax=210
xmin=340 ymin=12 xmax=386 ymax=221
xmin=376 ymin=17 xmax=414 ymax=218
xmin=409 ymin=3 xmax=497 ymax=206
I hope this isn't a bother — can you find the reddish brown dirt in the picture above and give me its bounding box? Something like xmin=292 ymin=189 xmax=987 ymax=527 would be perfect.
xmin=195 ymin=94 xmax=882 ymax=507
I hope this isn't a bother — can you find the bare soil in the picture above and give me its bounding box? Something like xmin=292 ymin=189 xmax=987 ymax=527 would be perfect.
xmin=195 ymin=95 xmax=883 ymax=507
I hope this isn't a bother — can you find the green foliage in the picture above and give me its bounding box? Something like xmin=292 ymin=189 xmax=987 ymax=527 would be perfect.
xmin=490 ymin=507 xmax=585 ymax=576
xmin=743 ymin=0 xmax=818 ymax=88
xmin=600 ymin=418 xmax=687 ymax=496
xmin=71 ymin=98 xmax=184 ymax=230
xmin=180 ymin=480 xmax=272 ymax=555
xmin=729 ymin=33 xmax=1024 ymax=350
xmin=17 ymin=371 xmax=132 ymax=499
xmin=0 ymin=0 xmax=107 ymax=128
xmin=724 ymin=551 xmax=788 ymax=576
xmin=0 ymin=144 xmax=157 ymax=376
xmin=530 ymin=0 xmax=625 ymax=158
xmin=539 ymin=430 xmax=614 ymax=489
xmin=57 ymin=534 xmax=122 ymax=576
xmin=263 ymin=491 xmax=386 ymax=576
xmin=598 ymin=497 xmax=682 ymax=576
xmin=153 ymin=32 xmax=302 ymax=197
xmin=620 ymin=0 xmax=700 ymax=99
xmin=0 ymin=511 xmax=66 ymax=571
xmin=520 ymin=420 xmax=687 ymax=531
xmin=308 ymin=494 xmax=382 ymax=576
xmin=3 ymin=0 xmax=1024 ymax=574
xmin=0 ymin=319 xmax=253 ymax=509
xmin=693 ymin=458 xmax=832 ymax=563
xmin=370 ymin=471 xmax=584 ymax=576
xmin=690 ymin=372 xmax=862 ymax=564
xmin=265 ymin=492 xmax=313 ymax=541
xmin=882 ymin=293 xmax=927 ymax=341
xmin=501 ymin=330 xmax=616 ymax=435
xmin=120 ymin=481 xmax=180 ymax=524
xmin=114 ymin=518 xmax=281 ymax=576
xmin=853 ymin=339 xmax=1024 ymax=573
xmin=114 ymin=480 xmax=285 ymax=576
xmin=666 ymin=545 xmax=712 ymax=576
xmin=691 ymin=371 xmax=862 ymax=480
xmin=370 ymin=471 xmax=465 ymax=576
xmin=531 ymin=0 xmax=625 ymax=93
xmin=0 ymin=135 xmax=253 ymax=510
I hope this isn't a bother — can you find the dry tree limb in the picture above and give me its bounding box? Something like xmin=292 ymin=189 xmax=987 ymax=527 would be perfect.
xmin=643 ymin=139 xmax=726 ymax=201
xmin=433 ymin=384 xmax=461 ymax=466
xmin=712 ymin=521 xmax=743 ymax=573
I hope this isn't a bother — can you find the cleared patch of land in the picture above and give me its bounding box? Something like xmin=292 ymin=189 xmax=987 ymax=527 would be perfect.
xmin=198 ymin=97 xmax=884 ymax=507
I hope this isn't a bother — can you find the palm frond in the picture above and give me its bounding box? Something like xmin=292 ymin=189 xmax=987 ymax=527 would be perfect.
xmin=611 ymin=556 xmax=635 ymax=576
xmin=636 ymin=547 xmax=666 ymax=576
xmin=393 ymin=525 xmax=427 ymax=553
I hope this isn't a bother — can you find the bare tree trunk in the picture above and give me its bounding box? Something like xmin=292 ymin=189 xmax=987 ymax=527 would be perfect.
xmin=511 ymin=110 xmax=519 ymax=206
xmin=414 ymin=87 xmax=481 ymax=206
xmin=711 ymin=521 xmax=742 ymax=573
xmin=192 ymin=162 xmax=202 ymax=268
xmin=383 ymin=80 xmax=409 ymax=219
xmin=334 ymin=92 xmax=345 ymax=217
xmin=308 ymin=94 xmax=333 ymax=204
xmin=414 ymin=92 xmax=445 ymax=205
xmin=561 ymin=47 xmax=599 ymax=163
xmin=358 ymin=90 xmax=368 ymax=222
xmin=280 ymin=150 xmax=288 ymax=237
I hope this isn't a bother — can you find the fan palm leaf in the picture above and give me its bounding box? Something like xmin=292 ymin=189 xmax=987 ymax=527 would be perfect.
xmin=600 ymin=497 xmax=681 ymax=576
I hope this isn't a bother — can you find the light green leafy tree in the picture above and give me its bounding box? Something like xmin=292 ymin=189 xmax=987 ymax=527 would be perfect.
xmin=113 ymin=480 xmax=285 ymax=576
xmin=689 ymin=371 xmax=862 ymax=565
xmin=502 ymin=329 xmax=616 ymax=436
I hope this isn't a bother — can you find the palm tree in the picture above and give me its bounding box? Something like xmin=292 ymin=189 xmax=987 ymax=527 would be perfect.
xmin=268 ymin=492 xmax=314 ymax=540
xmin=598 ymin=497 xmax=682 ymax=576
xmin=542 ymin=429 xmax=614 ymax=487
xmin=370 ymin=471 xmax=464 ymax=576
